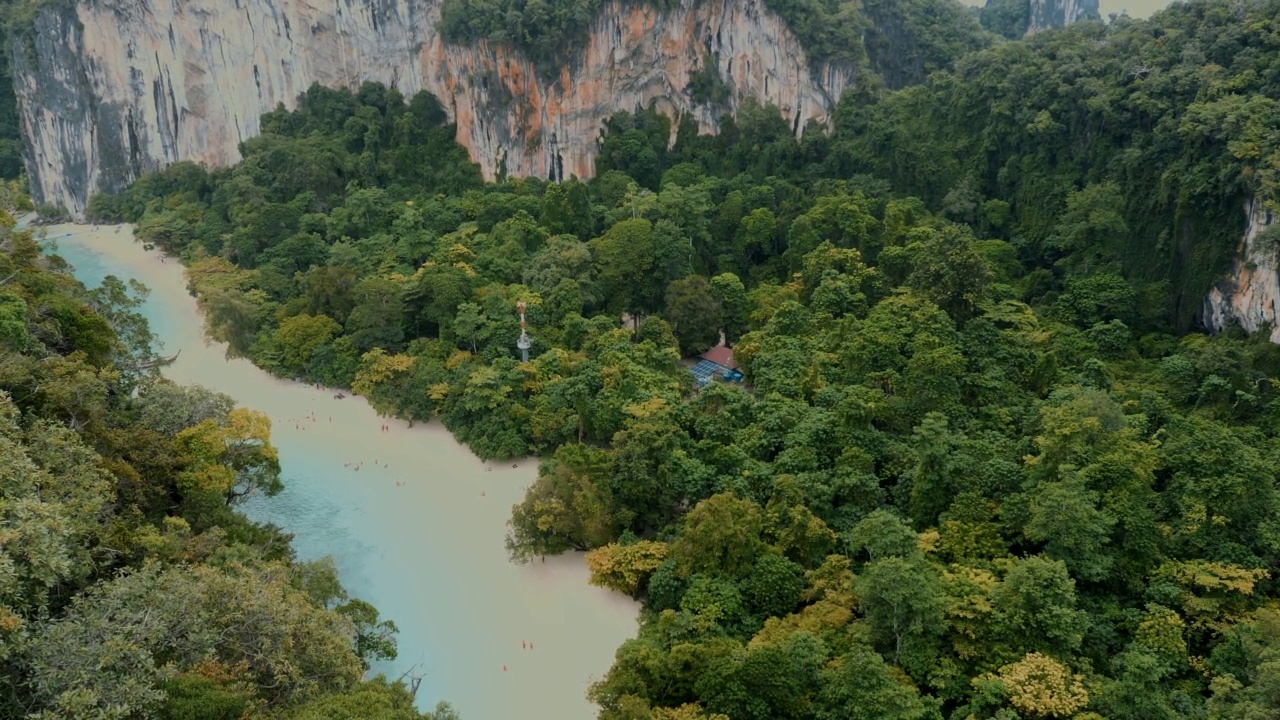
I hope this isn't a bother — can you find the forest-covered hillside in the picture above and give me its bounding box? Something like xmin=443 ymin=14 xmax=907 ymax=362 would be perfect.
xmin=0 ymin=209 xmax=454 ymax=716
xmin=87 ymin=0 xmax=1280 ymax=718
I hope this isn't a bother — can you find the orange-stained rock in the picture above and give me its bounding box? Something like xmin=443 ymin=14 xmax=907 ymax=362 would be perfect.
xmin=14 ymin=0 xmax=854 ymax=215
xmin=1204 ymin=198 xmax=1280 ymax=342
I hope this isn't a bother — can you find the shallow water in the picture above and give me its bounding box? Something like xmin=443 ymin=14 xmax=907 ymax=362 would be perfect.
xmin=41 ymin=224 xmax=638 ymax=719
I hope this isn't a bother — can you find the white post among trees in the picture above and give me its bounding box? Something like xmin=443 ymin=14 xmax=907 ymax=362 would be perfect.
xmin=516 ymin=301 xmax=532 ymax=362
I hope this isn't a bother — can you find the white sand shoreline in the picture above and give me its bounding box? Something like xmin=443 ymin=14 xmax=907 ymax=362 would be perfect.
xmin=40 ymin=222 xmax=638 ymax=719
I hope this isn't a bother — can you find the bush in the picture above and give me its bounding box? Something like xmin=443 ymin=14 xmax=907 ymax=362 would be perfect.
xmin=35 ymin=202 xmax=69 ymax=221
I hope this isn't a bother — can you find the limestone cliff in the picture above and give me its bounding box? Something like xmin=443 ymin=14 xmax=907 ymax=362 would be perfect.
xmin=1027 ymin=0 xmax=1100 ymax=33
xmin=12 ymin=0 xmax=854 ymax=216
xmin=1204 ymin=199 xmax=1280 ymax=341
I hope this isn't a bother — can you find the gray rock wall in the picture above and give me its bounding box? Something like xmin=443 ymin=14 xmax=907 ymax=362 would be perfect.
xmin=1204 ymin=199 xmax=1280 ymax=342
xmin=13 ymin=0 xmax=855 ymax=216
xmin=1027 ymin=0 xmax=1101 ymax=33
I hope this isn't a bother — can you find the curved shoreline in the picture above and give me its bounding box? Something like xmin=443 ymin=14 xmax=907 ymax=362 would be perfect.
xmin=41 ymin=222 xmax=638 ymax=719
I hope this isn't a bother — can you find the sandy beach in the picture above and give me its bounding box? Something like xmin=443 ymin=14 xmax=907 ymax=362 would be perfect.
xmin=40 ymin=223 xmax=638 ymax=719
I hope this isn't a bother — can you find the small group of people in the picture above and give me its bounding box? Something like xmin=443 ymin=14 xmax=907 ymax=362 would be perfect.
xmin=293 ymin=410 xmax=322 ymax=431
xmin=503 ymin=642 xmax=536 ymax=672
xmin=342 ymin=458 xmax=390 ymax=472
xmin=379 ymin=423 xmax=390 ymax=432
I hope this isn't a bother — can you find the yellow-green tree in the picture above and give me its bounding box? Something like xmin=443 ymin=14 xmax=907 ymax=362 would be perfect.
xmin=275 ymin=314 xmax=342 ymax=375
xmin=987 ymin=652 xmax=1089 ymax=718
xmin=352 ymin=348 xmax=418 ymax=419
xmin=506 ymin=443 xmax=616 ymax=562
xmin=587 ymin=541 xmax=669 ymax=596
xmin=175 ymin=408 xmax=281 ymax=506
xmin=671 ymin=493 xmax=766 ymax=580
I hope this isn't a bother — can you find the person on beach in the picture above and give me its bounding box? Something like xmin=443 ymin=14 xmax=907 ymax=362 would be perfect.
xmin=522 ymin=641 xmax=526 ymax=649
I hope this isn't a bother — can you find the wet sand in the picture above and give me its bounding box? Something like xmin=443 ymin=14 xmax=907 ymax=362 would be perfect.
xmin=41 ymin=223 xmax=638 ymax=719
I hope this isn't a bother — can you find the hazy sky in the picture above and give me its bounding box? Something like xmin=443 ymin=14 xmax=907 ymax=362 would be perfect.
xmin=959 ymin=0 xmax=1176 ymax=20
xmin=1091 ymin=0 xmax=1177 ymax=17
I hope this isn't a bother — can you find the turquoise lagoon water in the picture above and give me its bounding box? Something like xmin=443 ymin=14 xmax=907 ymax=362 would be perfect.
xmin=42 ymin=226 xmax=637 ymax=719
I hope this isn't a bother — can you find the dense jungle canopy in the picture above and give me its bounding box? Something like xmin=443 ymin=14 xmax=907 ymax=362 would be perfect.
xmin=70 ymin=0 xmax=1280 ymax=718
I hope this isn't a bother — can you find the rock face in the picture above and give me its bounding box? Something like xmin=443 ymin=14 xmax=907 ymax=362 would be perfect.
xmin=12 ymin=0 xmax=855 ymax=216
xmin=1027 ymin=0 xmax=1100 ymax=33
xmin=1204 ymin=199 xmax=1280 ymax=341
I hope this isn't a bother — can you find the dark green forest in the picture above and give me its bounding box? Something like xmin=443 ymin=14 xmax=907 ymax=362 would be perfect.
xmin=0 ymin=0 xmax=40 ymax=181
xmin=82 ymin=0 xmax=1280 ymax=718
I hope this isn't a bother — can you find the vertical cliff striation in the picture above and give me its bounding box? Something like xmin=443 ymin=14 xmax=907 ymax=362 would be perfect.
xmin=12 ymin=0 xmax=854 ymax=216
xmin=1204 ymin=199 xmax=1280 ymax=341
xmin=1027 ymin=0 xmax=1100 ymax=33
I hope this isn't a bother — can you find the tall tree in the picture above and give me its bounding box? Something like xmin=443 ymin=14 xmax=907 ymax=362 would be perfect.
xmin=665 ymin=275 xmax=724 ymax=356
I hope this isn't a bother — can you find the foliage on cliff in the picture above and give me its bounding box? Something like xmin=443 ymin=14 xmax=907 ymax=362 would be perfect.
xmin=830 ymin=0 xmax=1280 ymax=329
xmin=0 ymin=211 xmax=452 ymax=718
xmin=437 ymin=0 xmax=989 ymax=85
xmin=91 ymin=0 xmax=1280 ymax=717
xmin=977 ymin=0 xmax=1032 ymax=38
xmin=0 ymin=0 xmax=41 ymax=181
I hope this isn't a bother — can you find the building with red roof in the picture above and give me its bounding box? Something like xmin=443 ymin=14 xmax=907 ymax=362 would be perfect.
xmin=700 ymin=346 xmax=739 ymax=370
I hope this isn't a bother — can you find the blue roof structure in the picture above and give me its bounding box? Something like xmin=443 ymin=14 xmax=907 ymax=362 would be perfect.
xmin=690 ymin=359 xmax=725 ymax=388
